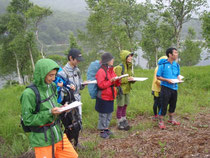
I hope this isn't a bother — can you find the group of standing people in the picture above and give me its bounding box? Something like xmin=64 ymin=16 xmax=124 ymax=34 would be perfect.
xmin=21 ymin=47 xmax=182 ymax=157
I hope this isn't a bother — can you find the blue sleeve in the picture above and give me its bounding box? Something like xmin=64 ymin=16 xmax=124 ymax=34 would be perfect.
xmin=156 ymin=65 xmax=163 ymax=77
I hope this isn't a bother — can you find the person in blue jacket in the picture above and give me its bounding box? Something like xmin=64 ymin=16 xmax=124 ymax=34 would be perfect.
xmin=156 ymin=48 xmax=183 ymax=129
xmin=54 ymin=67 xmax=75 ymax=104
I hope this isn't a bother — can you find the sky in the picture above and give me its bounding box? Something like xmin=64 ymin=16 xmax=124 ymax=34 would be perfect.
xmin=136 ymin=0 xmax=210 ymax=11
xmin=136 ymin=0 xmax=210 ymax=18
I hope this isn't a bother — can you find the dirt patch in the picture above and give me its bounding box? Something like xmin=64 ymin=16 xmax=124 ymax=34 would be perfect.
xmin=82 ymin=112 xmax=210 ymax=158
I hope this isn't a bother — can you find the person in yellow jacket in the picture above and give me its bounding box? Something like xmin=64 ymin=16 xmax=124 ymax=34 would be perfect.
xmin=114 ymin=50 xmax=134 ymax=130
xmin=151 ymin=56 xmax=168 ymax=120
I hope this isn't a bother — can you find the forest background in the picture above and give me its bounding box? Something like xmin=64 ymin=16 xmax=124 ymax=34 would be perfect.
xmin=0 ymin=0 xmax=209 ymax=87
xmin=0 ymin=0 xmax=210 ymax=157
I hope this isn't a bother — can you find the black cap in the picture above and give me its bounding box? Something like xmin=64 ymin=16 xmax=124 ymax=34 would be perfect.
xmin=101 ymin=52 xmax=114 ymax=64
xmin=68 ymin=48 xmax=84 ymax=61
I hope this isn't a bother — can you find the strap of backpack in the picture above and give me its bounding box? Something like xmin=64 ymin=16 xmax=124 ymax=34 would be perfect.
xmin=120 ymin=63 xmax=125 ymax=75
xmin=100 ymin=66 xmax=108 ymax=80
xmin=27 ymin=84 xmax=41 ymax=114
xmin=27 ymin=83 xmax=57 ymax=113
xmin=100 ymin=66 xmax=115 ymax=99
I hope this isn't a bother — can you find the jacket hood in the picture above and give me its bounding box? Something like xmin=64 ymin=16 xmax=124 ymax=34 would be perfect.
xmin=120 ymin=50 xmax=133 ymax=63
xmin=120 ymin=50 xmax=133 ymax=69
xmin=33 ymin=59 xmax=59 ymax=87
xmin=158 ymin=56 xmax=168 ymax=65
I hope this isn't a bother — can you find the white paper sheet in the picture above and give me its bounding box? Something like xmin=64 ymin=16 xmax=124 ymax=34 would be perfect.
xmin=114 ymin=74 xmax=129 ymax=80
xmin=58 ymin=101 xmax=82 ymax=112
xmin=171 ymin=79 xmax=184 ymax=83
xmin=82 ymin=80 xmax=97 ymax=85
xmin=179 ymin=75 xmax=184 ymax=80
xmin=130 ymin=77 xmax=148 ymax=81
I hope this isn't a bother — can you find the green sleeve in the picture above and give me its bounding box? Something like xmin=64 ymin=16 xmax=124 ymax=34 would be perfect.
xmin=114 ymin=65 xmax=128 ymax=84
xmin=21 ymin=89 xmax=54 ymax=127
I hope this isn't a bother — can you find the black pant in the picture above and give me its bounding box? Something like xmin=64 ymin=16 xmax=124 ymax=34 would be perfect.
xmin=160 ymin=86 xmax=177 ymax=116
xmin=153 ymin=96 xmax=161 ymax=115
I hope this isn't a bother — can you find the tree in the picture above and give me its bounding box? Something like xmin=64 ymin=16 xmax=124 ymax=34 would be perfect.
xmin=179 ymin=27 xmax=202 ymax=66
xmin=25 ymin=5 xmax=52 ymax=58
xmin=155 ymin=0 xmax=208 ymax=49
xmin=200 ymin=11 xmax=210 ymax=48
xmin=0 ymin=0 xmax=52 ymax=84
xmin=140 ymin=10 xmax=174 ymax=68
xmin=68 ymin=32 xmax=88 ymax=73
xmin=80 ymin=0 xmax=149 ymax=64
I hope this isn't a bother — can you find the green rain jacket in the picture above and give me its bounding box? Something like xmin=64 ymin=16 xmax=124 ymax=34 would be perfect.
xmin=20 ymin=59 xmax=62 ymax=147
xmin=114 ymin=50 xmax=134 ymax=94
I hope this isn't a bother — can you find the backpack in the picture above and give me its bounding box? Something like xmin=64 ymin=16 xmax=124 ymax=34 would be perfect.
xmin=59 ymin=86 xmax=82 ymax=146
xmin=21 ymin=83 xmax=57 ymax=132
xmin=87 ymin=60 xmax=101 ymax=99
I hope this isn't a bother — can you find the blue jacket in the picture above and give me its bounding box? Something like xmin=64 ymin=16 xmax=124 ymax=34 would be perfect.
xmin=58 ymin=63 xmax=84 ymax=101
xmin=156 ymin=59 xmax=180 ymax=90
xmin=54 ymin=67 xmax=73 ymax=103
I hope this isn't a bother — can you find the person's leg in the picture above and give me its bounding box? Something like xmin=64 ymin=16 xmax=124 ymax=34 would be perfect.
xmin=157 ymin=95 xmax=161 ymax=113
xmin=55 ymin=134 xmax=78 ymax=158
xmin=116 ymin=94 xmax=125 ymax=130
xmin=168 ymin=90 xmax=180 ymax=125
xmin=98 ymin=113 xmax=109 ymax=138
xmin=153 ymin=96 xmax=158 ymax=116
xmin=121 ymin=94 xmax=131 ymax=130
xmin=159 ymin=86 xmax=171 ymax=129
xmin=106 ymin=112 xmax=112 ymax=128
xmin=104 ymin=112 xmax=113 ymax=135
xmin=34 ymin=145 xmax=52 ymax=158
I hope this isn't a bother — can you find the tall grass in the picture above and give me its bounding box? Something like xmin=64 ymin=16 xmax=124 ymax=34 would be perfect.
xmin=0 ymin=65 xmax=209 ymax=157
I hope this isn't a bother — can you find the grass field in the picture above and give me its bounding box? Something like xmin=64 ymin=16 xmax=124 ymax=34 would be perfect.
xmin=0 ymin=65 xmax=209 ymax=157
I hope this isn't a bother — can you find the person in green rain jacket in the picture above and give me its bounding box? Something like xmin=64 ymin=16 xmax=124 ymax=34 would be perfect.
xmin=21 ymin=59 xmax=78 ymax=158
xmin=114 ymin=50 xmax=135 ymax=131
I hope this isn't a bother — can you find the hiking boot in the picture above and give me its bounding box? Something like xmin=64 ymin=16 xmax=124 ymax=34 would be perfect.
xmin=123 ymin=119 xmax=130 ymax=131
xmin=105 ymin=129 xmax=113 ymax=136
xmin=118 ymin=121 xmax=125 ymax=130
xmin=100 ymin=132 xmax=110 ymax=139
xmin=152 ymin=115 xmax=158 ymax=121
xmin=159 ymin=121 xmax=166 ymax=130
xmin=168 ymin=120 xmax=180 ymax=125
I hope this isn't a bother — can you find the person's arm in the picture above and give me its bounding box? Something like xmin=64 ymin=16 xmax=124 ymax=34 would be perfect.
xmin=156 ymin=76 xmax=173 ymax=84
xmin=114 ymin=65 xmax=129 ymax=84
xmin=21 ymin=89 xmax=63 ymax=126
xmin=156 ymin=64 xmax=173 ymax=84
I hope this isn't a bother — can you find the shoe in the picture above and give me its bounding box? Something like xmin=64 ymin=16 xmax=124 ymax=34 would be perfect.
xmin=100 ymin=132 xmax=110 ymax=139
xmin=159 ymin=121 xmax=166 ymax=130
xmin=105 ymin=129 xmax=113 ymax=136
xmin=118 ymin=121 xmax=125 ymax=130
xmin=123 ymin=119 xmax=130 ymax=131
xmin=152 ymin=115 xmax=158 ymax=121
xmin=168 ymin=120 xmax=180 ymax=125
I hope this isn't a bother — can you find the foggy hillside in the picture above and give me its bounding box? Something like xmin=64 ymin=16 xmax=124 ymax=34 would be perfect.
xmin=30 ymin=0 xmax=87 ymax=13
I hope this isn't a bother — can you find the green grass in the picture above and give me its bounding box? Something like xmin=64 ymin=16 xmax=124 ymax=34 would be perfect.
xmin=0 ymin=65 xmax=210 ymax=157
